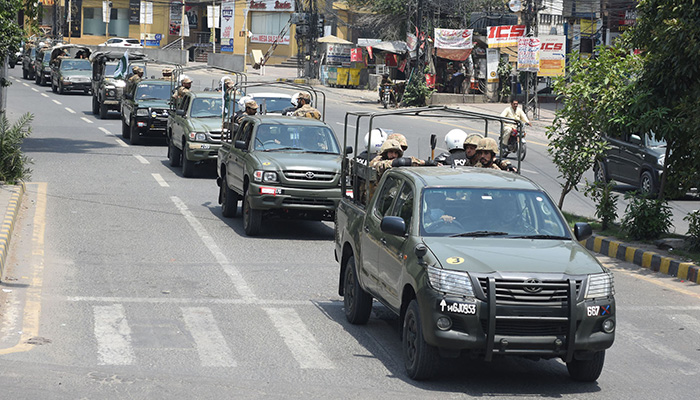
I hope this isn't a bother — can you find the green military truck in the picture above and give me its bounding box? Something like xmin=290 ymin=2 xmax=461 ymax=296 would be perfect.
xmin=91 ymin=50 xmax=147 ymax=119
xmin=334 ymin=107 xmax=616 ymax=381
xmin=167 ymin=91 xmax=225 ymax=177
xmin=121 ymin=78 xmax=172 ymax=145
xmin=49 ymin=45 xmax=92 ymax=94
xmin=216 ymin=115 xmax=344 ymax=236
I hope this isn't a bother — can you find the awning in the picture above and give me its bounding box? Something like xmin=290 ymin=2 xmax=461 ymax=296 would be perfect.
xmin=318 ymin=35 xmax=353 ymax=45
xmin=371 ymin=41 xmax=409 ymax=54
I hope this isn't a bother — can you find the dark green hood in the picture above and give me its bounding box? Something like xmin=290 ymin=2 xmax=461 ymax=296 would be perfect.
xmin=253 ymin=151 xmax=342 ymax=172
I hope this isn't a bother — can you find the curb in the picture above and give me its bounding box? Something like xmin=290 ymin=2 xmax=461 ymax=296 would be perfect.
xmin=584 ymin=234 xmax=700 ymax=284
xmin=0 ymin=182 xmax=25 ymax=278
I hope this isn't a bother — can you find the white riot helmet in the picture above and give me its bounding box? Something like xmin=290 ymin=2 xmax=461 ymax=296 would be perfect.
xmin=364 ymin=128 xmax=388 ymax=153
xmin=290 ymin=92 xmax=300 ymax=107
xmin=445 ymin=129 xmax=469 ymax=150
xmin=238 ymin=96 xmax=254 ymax=108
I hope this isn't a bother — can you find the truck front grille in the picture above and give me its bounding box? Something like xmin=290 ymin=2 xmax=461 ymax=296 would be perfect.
xmin=283 ymin=170 xmax=336 ymax=182
xmin=480 ymin=319 xmax=572 ymax=336
xmin=282 ymin=198 xmax=335 ymax=206
xmin=478 ymin=278 xmax=582 ymax=305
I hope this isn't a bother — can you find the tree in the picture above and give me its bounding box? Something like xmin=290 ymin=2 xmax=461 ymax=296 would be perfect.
xmin=627 ymin=0 xmax=700 ymax=199
xmin=546 ymin=45 xmax=641 ymax=209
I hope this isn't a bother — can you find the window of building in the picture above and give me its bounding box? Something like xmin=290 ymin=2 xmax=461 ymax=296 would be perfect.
xmin=83 ymin=8 xmax=129 ymax=37
xmin=250 ymin=12 xmax=289 ymax=36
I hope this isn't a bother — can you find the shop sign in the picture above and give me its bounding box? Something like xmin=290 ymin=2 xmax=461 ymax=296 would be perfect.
xmin=487 ymin=25 xmax=525 ymax=48
xmin=250 ymin=34 xmax=290 ymax=44
xmin=220 ymin=2 xmax=235 ymax=52
xmin=517 ymin=37 xmax=540 ymax=72
xmin=248 ymin=0 xmax=295 ymax=12
xmin=538 ymin=35 xmax=566 ymax=76
xmin=486 ymin=48 xmax=499 ymax=82
xmin=434 ymin=28 xmax=473 ymax=49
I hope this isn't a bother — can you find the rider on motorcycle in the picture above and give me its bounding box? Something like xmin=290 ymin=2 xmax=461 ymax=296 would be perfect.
xmin=378 ymin=72 xmax=394 ymax=103
xmin=499 ymin=100 xmax=531 ymax=146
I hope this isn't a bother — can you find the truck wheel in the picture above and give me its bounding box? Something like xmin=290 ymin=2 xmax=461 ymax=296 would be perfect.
xmin=58 ymin=82 xmax=65 ymax=94
xmin=402 ymin=299 xmax=439 ymax=380
xmin=99 ymin=102 xmax=108 ymax=119
xmin=121 ymin=118 xmax=130 ymax=139
xmin=129 ymin=119 xmax=140 ymax=145
xmin=92 ymin=96 xmax=99 ymax=115
xmin=35 ymin=73 xmax=40 ymax=84
xmin=220 ymin=175 xmax=239 ymax=218
xmin=23 ymin=68 xmax=27 ymax=79
xmin=168 ymin=139 xmax=182 ymax=167
xmin=52 ymin=82 xmax=57 ymax=93
xmin=243 ymin=191 xmax=262 ymax=236
xmin=182 ymin=155 xmax=196 ymax=178
xmin=343 ymin=256 xmax=373 ymax=325
xmin=566 ymin=350 xmax=605 ymax=382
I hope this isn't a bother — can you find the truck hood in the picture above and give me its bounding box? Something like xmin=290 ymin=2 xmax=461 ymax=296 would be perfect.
xmin=423 ymin=237 xmax=604 ymax=275
xmin=253 ymin=151 xmax=342 ymax=172
xmin=61 ymin=70 xmax=91 ymax=79
xmin=136 ymin=99 xmax=170 ymax=109
xmin=190 ymin=118 xmax=223 ymax=133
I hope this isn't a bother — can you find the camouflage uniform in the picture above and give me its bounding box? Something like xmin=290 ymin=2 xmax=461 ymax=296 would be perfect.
xmin=473 ymin=137 xmax=504 ymax=170
xmin=386 ymin=133 xmax=426 ymax=166
xmin=292 ymin=104 xmax=321 ymax=120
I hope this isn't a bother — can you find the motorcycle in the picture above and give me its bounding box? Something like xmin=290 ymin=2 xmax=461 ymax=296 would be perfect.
xmin=380 ymin=84 xmax=396 ymax=109
xmin=501 ymin=127 xmax=527 ymax=161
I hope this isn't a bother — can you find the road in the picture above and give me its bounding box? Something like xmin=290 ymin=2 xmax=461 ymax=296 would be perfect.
xmin=1 ymin=66 xmax=699 ymax=399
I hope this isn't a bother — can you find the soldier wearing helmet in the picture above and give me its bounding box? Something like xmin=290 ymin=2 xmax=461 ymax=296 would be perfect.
xmin=291 ymin=92 xmax=321 ymax=120
xmin=369 ymin=139 xmax=403 ymax=179
xmin=235 ymin=98 xmax=258 ymax=123
xmin=386 ymin=133 xmax=427 ymax=166
xmin=126 ymin=66 xmax=144 ymax=93
xmin=435 ymin=129 xmax=469 ymax=166
xmin=463 ymin=133 xmax=483 ymax=166
xmin=474 ymin=137 xmax=502 ymax=170
xmin=172 ymin=76 xmax=192 ymax=106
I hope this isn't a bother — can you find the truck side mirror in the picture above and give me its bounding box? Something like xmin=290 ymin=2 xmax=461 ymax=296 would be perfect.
xmin=345 ymin=146 xmax=353 ymax=155
xmin=176 ymin=109 xmax=185 ymax=117
xmin=574 ymin=222 xmax=592 ymax=241
xmin=234 ymin=140 xmax=248 ymax=150
xmin=630 ymin=134 xmax=642 ymax=146
xmin=381 ymin=216 xmax=407 ymax=237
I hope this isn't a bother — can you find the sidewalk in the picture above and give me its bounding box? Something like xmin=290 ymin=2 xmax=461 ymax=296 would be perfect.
xmin=0 ymin=183 xmax=24 ymax=279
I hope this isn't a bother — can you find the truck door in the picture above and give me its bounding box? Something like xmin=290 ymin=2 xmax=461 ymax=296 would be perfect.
xmin=229 ymin=121 xmax=254 ymax=194
xmin=361 ymin=175 xmax=402 ymax=297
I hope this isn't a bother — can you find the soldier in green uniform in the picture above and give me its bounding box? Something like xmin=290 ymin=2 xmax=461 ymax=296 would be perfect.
xmin=291 ymin=92 xmax=321 ymax=120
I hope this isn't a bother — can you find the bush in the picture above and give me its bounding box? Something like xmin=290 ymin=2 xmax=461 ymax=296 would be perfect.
xmin=584 ymin=179 xmax=619 ymax=230
xmin=0 ymin=112 xmax=33 ymax=184
xmin=620 ymin=192 xmax=672 ymax=240
xmin=401 ymin=74 xmax=433 ymax=107
xmin=684 ymin=210 xmax=700 ymax=251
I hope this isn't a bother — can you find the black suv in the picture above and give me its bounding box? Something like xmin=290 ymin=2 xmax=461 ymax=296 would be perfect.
xmin=594 ymin=133 xmax=665 ymax=195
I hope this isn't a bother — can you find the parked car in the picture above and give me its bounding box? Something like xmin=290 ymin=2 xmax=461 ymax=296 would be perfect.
xmin=594 ymin=132 xmax=665 ymax=195
xmin=100 ymin=38 xmax=143 ymax=48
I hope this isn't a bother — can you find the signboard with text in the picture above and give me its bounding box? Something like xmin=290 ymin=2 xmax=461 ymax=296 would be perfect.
xmin=220 ymin=2 xmax=235 ymax=52
xmin=517 ymin=37 xmax=540 ymax=72
xmin=487 ymin=25 xmax=525 ymax=48
xmin=538 ymin=35 xmax=566 ymax=76
xmin=248 ymin=0 xmax=295 ymax=12
xmin=250 ymin=34 xmax=290 ymax=44
xmin=434 ymin=28 xmax=473 ymax=49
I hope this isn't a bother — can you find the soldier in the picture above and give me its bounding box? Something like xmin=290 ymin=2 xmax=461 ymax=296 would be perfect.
xmin=126 ymin=66 xmax=143 ymax=93
xmin=473 ymin=138 xmax=504 ymax=170
xmin=291 ymin=92 xmax=321 ymax=120
xmin=370 ymin=138 xmax=425 ymax=180
xmin=463 ymin=133 xmax=483 ymax=166
xmin=435 ymin=129 xmax=469 ymax=167
xmin=172 ymin=76 xmax=192 ymax=105
xmin=387 ymin=133 xmax=426 ymax=166
xmin=357 ymin=128 xmax=388 ymax=166
xmin=236 ymin=99 xmax=258 ymax=124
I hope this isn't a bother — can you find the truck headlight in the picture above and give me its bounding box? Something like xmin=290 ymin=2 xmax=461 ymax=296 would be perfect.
xmin=136 ymin=108 xmax=149 ymax=116
xmin=427 ymin=264 xmax=475 ymax=298
xmin=189 ymin=132 xmax=207 ymax=142
xmin=657 ymin=154 xmax=665 ymax=166
xmin=253 ymin=170 xmax=278 ymax=183
xmin=585 ymin=272 xmax=615 ymax=299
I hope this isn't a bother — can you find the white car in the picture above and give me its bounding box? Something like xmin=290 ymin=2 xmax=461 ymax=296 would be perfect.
xmin=244 ymin=93 xmax=294 ymax=115
xmin=100 ymin=38 xmax=143 ymax=48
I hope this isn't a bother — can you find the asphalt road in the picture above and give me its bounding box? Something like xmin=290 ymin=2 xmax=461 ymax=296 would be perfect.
xmin=1 ymin=66 xmax=699 ymax=399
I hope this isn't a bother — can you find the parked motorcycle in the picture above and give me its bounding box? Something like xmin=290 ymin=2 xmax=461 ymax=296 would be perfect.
xmin=501 ymin=127 xmax=527 ymax=161
xmin=380 ymin=84 xmax=396 ymax=109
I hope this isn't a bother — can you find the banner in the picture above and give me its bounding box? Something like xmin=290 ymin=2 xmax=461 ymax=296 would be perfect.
xmin=517 ymin=37 xmax=541 ymax=72
xmin=250 ymin=34 xmax=290 ymax=44
xmin=186 ymin=6 xmax=199 ymax=29
xmin=129 ymin=0 xmax=141 ymax=24
xmin=350 ymin=48 xmax=362 ymax=62
xmin=206 ymin=6 xmax=220 ymax=29
xmin=220 ymin=2 xmax=235 ymax=53
xmin=434 ymin=29 xmax=473 ymax=49
xmin=64 ymin=0 xmax=82 ymax=38
xmin=538 ymin=35 xmax=566 ymax=76
xmin=169 ymin=1 xmax=182 ymax=35
xmin=486 ymin=48 xmax=499 ymax=83
xmin=248 ymin=0 xmax=295 ymax=12
xmin=487 ymin=25 xmax=526 ymax=48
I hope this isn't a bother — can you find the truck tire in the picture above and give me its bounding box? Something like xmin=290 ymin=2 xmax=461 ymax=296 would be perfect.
xmin=243 ymin=191 xmax=262 ymax=236
xmin=92 ymin=96 xmax=99 ymax=115
xmin=594 ymin=161 xmax=608 ymax=184
xmin=121 ymin=118 xmax=130 ymax=139
xmin=182 ymin=155 xmax=196 ymax=178
xmin=52 ymin=82 xmax=57 ymax=93
xmin=566 ymin=350 xmax=605 ymax=382
xmin=23 ymin=68 xmax=27 ymax=79
xmin=168 ymin=139 xmax=182 ymax=167
xmin=402 ymin=299 xmax=439 ymax=380
xmin=58 ymin=82 xmax=65 ymax=94
xmin=129 ymin=119 xmax=140 ymax=145
xmin=343 ymin=256 xmax=373 ymax=325
xmin=99 ymin=102 xmax=108 ymax=119
xmin=220 ymin=175 xmax=239 ymax=218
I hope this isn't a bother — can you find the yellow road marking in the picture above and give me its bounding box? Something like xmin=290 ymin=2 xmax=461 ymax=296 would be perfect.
xmin=0 ymin=182 xmax=47 ymax=355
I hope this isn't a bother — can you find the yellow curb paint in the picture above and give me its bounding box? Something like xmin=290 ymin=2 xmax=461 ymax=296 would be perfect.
xmin=0 ymin=182 xmax=47 ymax=355
xmin=677 ymin=263 xmax=691 ymax=280
xmin=660 ymin=258 xmax=671 ymax=274
xmin=642 ymin=252 xmax=654 ymax=268
xmin=625 ymin=247 xmax=638 ymax=263
xmin=608 ymin=241 xmax=619 ymax=258
xmin=593 ymin=237 xmax=603 ymax=253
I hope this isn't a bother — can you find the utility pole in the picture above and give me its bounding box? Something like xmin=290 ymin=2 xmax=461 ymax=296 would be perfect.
xmin=523 ymin=0 xmax=541 ymax=120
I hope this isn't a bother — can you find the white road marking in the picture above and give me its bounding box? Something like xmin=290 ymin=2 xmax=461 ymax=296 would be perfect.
xmin=115 ymin=139 xmax=128 ymax=147
xmin=133 ymin=154 xmax=149 ymax=164
xmin=264 ymin=308 xmax=334 ymax=369
xmin=152 ymin=173 xmax=169 ymax=187
xmin=81 ymin=117 xmax=93 ymax=124
xmin=99 ymin=127 xmax=112 ymax=135
xmin=170 ymin=196 xmax=256 ymax=300
xmin=336 ymin=122 xmax=356 ymax=129
xmin=181 ymin=307 xmax=236 ymax=367
xmin=31 ymin=88 xmax=38 ymax=92
xmin=52 ymin=99 xmax=61 ymax=105
xmin=22 ymin=83 xmax=29 ymax=87
xmin=668 ymin=314 xmax=700 ymax=334
xmin=93 ymin=304 xmax=135 ymax=365
xmin=41 ymin=93 xmax=49 ymax=98
xmin=65 ymin=107 xmax=76 ymax=114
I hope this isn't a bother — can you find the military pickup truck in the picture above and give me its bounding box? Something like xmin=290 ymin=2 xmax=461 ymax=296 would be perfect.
xmin=216 ymin=115 xmax=344 ymax=236
xmin=91 ymin=50 xmax=147 ymax=119
xmin=334 ymin=107 xmax=616 ymax=381
xmin=49 ymin=45 xmax=92 ymax=94
xmin=121 ymin=78 xmax=172 ymax=145
xmin=167 ymin=91 xmax=224 ymax=177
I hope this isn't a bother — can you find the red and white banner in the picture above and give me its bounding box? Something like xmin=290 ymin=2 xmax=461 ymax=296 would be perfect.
xmin=250 ymin=33 xmax=290 ymax=44
xmin=434 ymin=28 xmax=473 ymax=49
xmin=487 ymin=25 xmax=526 ymax=48
xmin=350 ymin=48 xmax=362 ymax=62
xmin=538 ymin=35 xmax=566 ymax=76
xmin=248 ymin=0 xmax=294 ymax=12
xmin=517 ymin=37 xmax=541 ymax=72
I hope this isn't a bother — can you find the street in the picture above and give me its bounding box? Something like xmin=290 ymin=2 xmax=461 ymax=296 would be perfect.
xmin=1 ymin=65 xmax=700 ymax=399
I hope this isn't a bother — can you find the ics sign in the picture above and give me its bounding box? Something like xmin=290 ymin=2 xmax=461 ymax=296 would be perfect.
xmin=487 ymin=25 xmax=526 ymax=48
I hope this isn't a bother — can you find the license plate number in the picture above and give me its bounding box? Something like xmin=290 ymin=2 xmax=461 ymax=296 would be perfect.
xmin=439 ymin=300 xmax=476 ymax=315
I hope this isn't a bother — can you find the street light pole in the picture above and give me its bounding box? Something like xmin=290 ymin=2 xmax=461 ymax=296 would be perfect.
xmin=68 ymin=0 xmax=72 ymax=43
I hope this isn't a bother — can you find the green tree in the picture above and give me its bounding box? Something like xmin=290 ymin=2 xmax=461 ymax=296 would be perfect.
xmin=627 ymin=0 xmax=700 ymax=199
xmin=546 ymin=46 xmax=640 ymax=209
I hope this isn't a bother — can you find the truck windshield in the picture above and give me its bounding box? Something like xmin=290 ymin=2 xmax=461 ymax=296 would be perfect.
xmin=190 ymin=98 xmax=224 ymax=118
xmin=420 ymin=187 xmax=569 ymax=238
xmin=135 ymin=84 xmax=171 ymax=100
xmin=60 ymin=59 xmax=91 ymax=71
xmin=254 ymin=125 xmax=340 ymax=154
